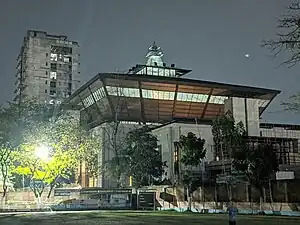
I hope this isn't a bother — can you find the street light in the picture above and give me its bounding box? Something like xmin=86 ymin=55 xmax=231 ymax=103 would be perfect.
xmin=35 ymin=144 xmax=50 ymax=161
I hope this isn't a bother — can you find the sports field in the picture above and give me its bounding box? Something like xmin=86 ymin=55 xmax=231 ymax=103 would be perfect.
xmin=0 ymin=211 xmax=299 ymax=225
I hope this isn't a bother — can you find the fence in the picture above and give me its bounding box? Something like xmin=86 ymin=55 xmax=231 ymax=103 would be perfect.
xmin=1 ymin=185 xmax=300 ymax=212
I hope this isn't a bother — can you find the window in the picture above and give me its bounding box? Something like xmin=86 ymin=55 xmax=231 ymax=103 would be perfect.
xmin=50 ymin=71 xmax=57 ymax=79
xmin=51 ymin=63 xmax=57 ymax=70
xmin=50 ymin=81 xmax=56 ymax=88
xmin=45 ymin=89 xmax=47 ymax=93
xmin=45 ymin=80 xmax=48 ymax=84
xmin=46 ymin=53 xmax=48 ymax=57
xmin=209 ymin=96 xmax=228 ymax=104
xmin=50 ymin=53 xmax=58 ymax=61
xmin=64 ymin=57 xmax=70 ymax=63
xmin=46 ymin=71 xmax=48 ymax=75
xmin=46 ymin=62 xmax=48 ymax=66
xmin=50 ymin=90 xmax=56 ymax=96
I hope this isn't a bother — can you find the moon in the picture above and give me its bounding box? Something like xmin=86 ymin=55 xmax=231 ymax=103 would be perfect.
xmin=245 ymin=54 xmax=250 ymax=58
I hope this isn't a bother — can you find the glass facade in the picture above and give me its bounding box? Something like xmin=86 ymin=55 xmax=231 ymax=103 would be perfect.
xmin=81 ymin=85 xmax=228 ymax=109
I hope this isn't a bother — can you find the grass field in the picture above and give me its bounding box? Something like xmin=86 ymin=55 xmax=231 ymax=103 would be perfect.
xmin=0 ymin=211 xmax=299 ymax=225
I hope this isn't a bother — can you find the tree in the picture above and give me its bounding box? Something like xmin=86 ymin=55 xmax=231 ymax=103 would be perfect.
xmin=212 ymin=112 xmax=246 ymax=162
xmin=233 ymin=143 xmax=279 ymax=204
xmin=212 ymin=112 xmax=246 ymax=201
xmin=110 ymin=126 xmax=167 ymax=188
xmin=13 ymin=110 xmax=101 ymax=200
xmin=13 ymin=144 xmax=49 ymax=202
xmin=263 ymin=1 xmax=300 ymax=67
xmin=0 ymin=144 xmax=14 ymax=201
xmin=281 ymin=92 xmax=300 ymax=112
xmin=262 ymin=2 xmax=300 ymax=116
xmin=101 ymin=86 xmax=139 ymax=187
xmin=212 ymin=113 xmax=279 ymax=203
xmin=0 ymin=106 xmax=19 ymax=202
xmin=174 ymin=132 xmax=206 ymax=211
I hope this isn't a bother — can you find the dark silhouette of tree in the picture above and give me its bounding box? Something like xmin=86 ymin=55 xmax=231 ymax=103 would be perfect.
xmin=233 ymin=144 xmax=279 ymax=203
xmin=174 ymin=132 xmax=206 ymax=211
xmin=110 ymin=126 xmax=167 ymax=188
xmin=263 ymin=2 xmax=300 ymax=115
xmin=263 ymin=1 xmax=300 ymax=67
xmin=212 ymin=112 xmax=246 ymax=201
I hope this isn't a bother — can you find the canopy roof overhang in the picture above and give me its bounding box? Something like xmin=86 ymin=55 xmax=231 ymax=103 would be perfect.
xmin=64 ymin=73 xmax=281 ymax=128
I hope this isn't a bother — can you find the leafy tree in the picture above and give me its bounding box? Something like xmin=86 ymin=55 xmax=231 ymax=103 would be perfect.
xmin=110 ymin=126 xmax=167 ymax=188
xmin=0 ymin=106 xmax=19 ymax=201
xmin=174 ymin=132 xmax=206 ymax=210
xmin=13 ymin=110 xmax=101 ymax=199
xmin=13 ymin=144 xmax=49 ymax=201
xmin=0 ymin=143 xmax=14 ymax=200
xmin=212 ymin=113 xmax=246 ymax=201
xmin=263 ymin=1 xmax=300 ymax=67
xmin=233 ymin=143 xmax=279 ymax=203
xmin=212 ymin=113 xmax=279 ymax=203
xmin=177 ymin=132 xmax=206 ymax=168
xmin=212 ymin=112 xmax=246 ymax=162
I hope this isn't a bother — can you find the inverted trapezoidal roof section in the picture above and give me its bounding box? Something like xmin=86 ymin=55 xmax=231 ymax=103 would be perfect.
xmin=64 ymin=73 xmax=281 ymax=127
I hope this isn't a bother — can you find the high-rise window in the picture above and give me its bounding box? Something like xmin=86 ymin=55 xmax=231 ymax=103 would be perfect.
xmin=50 ymin=90 xmax=56 ymax=96
xmin=50 ymin=72 xmax=57 ymax=79
xmin=50 ymin=81 xmax=56 ymax=88
xmin=50 ymin=53 xmax=58 ymax=61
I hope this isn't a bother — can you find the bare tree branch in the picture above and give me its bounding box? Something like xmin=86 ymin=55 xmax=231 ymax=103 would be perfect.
xmin=262 ymin=1 xmax=300 ymax=67
xmin=281 ymin=92 xmax=300 ymax=112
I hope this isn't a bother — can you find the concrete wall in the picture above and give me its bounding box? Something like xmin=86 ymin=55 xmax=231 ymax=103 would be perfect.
xmin=153 ymin=123 xmax=214 ymax=183
xmin=91 ymin=122 xmax=141 ymax=188
xmin=246 ymin=98 xmax=260 ymax=136
xmin=25 ymin=36 xmax=50 ymax=103
xmin=224 ymin=97 xmax=260 ymax=136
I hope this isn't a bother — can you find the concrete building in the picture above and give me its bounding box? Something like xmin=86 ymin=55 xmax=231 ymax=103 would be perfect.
xmin=14 ymin=30 xmax=80 ymax=105
xmin=65 ymin=42 xmax=300 ymax=188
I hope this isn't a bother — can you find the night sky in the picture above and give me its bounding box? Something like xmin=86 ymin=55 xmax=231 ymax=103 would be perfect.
xmin=1 ymin=0 xmax=299 ymax=124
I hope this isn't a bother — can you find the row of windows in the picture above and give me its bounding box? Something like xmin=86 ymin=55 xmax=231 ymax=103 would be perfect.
xmin=136 ymin=67 xmax=176 ymax=77
xmin=105 ymin=86 xmax=227 ymax=104
xmin=45 ymin=71 xmax=73 ymax=81
xmin=106 ymin=86 xmax=140 ymax=98
xmin=81 ymin=86 xmax=228 ymax=108
xmin=50 ymin=53 xmax=71 ymax=63
xmin=82 ymin=87 xmax=106 ymax=108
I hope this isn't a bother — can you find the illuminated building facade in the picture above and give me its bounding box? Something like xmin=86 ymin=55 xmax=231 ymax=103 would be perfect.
xmin=66 ymin=42 xmax=300 ymax=188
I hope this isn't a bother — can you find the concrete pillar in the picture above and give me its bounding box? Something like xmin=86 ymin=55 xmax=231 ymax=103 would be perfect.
xmin=168 ymin=127 xmax=174 ymax=184
xmin=284 ymin=181 xmax=288 ymax=202
xmin=245 ymin=183 xmax=249 ymax=202
xmin=224 ymin=98 xmax=260 ymax=136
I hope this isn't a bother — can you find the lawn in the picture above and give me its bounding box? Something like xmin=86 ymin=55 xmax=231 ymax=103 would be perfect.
xmin=0 ymin=211 xmax=299 ymax=225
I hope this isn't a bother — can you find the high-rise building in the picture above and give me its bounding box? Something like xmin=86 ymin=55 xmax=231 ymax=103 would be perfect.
xmin=14 ymin=30 xmax=80 ymax=105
